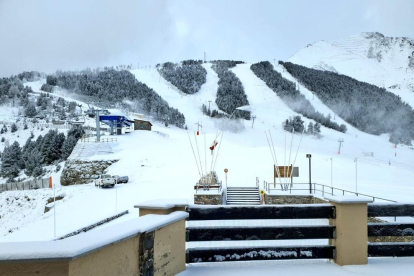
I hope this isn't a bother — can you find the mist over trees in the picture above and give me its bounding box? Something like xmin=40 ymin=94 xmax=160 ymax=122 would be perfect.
xmin=157 ymin=60 xmax=207 ymax=94
xmin=211 ymin=60 xmax=250 ymax=120
xmin=283 ymin=116 xmax=321 ymax=137
xmin=0 ymin=126 xmax=85 ymax=180
xmin=251 ymin=61 xmax=346 ymax=133
xmin=45 ymin=68 xmax=185 ymax=128
xmin=280 ymin=61 xmax=414 ymax=145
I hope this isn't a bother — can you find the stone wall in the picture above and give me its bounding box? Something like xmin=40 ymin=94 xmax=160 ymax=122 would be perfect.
xmin=60 ymin=160 xmax=118 ymax=186
xmin=264 ymin=195 xmax=327 ymax=205
xmin=194 ymin=194 xmax=223 ymax=205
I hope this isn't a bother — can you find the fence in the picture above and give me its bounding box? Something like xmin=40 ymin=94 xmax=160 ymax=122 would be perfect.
xmin=185 ymin=201 xmax=414 ymax=265
xmin=264 ymin=182 xmax=397 ymax=203
xmin=80 ymin=137 xmax=118 ymax=143
xmin=0 ymin=178 xmax=50 ymax=193
xmin=368 ymin=203 xmax=414 ymax=257
xmin=186 ymin=204 xmax=336 ymax=263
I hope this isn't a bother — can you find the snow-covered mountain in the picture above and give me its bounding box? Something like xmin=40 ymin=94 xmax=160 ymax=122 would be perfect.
xmin=289 ymin=32 xmax=414 ymax=107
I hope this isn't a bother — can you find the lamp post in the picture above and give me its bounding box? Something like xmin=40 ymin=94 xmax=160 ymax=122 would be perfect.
xmin=306 ymin=154 xmax=312 ymax=194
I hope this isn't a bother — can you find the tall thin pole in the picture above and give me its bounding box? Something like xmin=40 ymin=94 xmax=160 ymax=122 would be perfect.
xmin=309 ymin=156 xmax=312 ymax=194
xmin=355 ymin=157 xmax=358 ymax=193
xmin=252 ymin=115 xmax=256 ymax=129
xmin=53 ymin=180 xmax=56 ymax=238
xmin=330 ymin=158 xmax=333 ymax=187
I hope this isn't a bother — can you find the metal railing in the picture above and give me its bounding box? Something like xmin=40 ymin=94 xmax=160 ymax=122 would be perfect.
xmin=264 ymin=181 xmax=396 ymax=203
xmin=80 ymin=137 xmax=117 ymax=143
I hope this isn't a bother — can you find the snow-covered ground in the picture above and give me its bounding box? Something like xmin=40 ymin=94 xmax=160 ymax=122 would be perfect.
xmin=1 ymin=62 xmax=414 ymax=243
xmin=180 ymin=258 xmax=414 ymax=276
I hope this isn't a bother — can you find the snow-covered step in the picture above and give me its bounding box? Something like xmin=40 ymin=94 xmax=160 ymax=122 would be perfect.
xmin=226 ymin=187 xmax=260 ymax=205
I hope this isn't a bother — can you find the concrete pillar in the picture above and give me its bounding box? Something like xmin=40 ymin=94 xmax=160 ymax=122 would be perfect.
xmin=134 ymin=199 xmax=188 ymax=217
xmin=326 ymin=196 xmax=373 ymax=266
xmin=134 ymin=199 xmax=188 ymax=276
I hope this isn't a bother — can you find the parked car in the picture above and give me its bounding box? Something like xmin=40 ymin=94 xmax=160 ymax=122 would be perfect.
xmin=95 ymin=174 xmax=116 ymax=188
xmin=112 ymin=175 xmax=129 ymax=184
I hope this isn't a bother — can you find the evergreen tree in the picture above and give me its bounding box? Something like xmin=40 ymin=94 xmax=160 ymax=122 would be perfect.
xmin=307 ymin=122 xmax=314 ymax=134
xmin=61 ymin=135 xmax=77 ymax=160
xmin=314 ymin=123 xmax=321 ymax=134
xmin=25 ymin=104 xmax=37 ymax=118
xmin=11 ymin=123 xmax=17 ymax=133
xmin=0 ymin=141 xmax=22 ymax=178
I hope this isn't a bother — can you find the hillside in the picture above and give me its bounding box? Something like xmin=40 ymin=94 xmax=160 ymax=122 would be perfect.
xmin=1 ymin=60 xmax=414 ymax=242
xmin=289 ymin=32 xmax=414 ymax=108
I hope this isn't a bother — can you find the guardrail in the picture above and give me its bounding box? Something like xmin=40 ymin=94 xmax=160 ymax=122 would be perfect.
xmin=80 ymin=137 xmax=117 ymax=143
xmin=264 ymin=182 xmax=397 ymax=203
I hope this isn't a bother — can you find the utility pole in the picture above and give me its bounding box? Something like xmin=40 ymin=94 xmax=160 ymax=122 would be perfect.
xmin=252 ymin=115 xmax=256 ymax=129
xmin=195 ymin=121 xmax=202 ymax=134
xmin=330 ymin=158 xmax=333 ymax=187
xmin=204 ymin=52 xmax=206 ymax=63
xmin=306 ymin=154 xmax=312 ymax=194
xmin=354 ymin=157 xmax=358 ymax=193
xmin=95 ymin=110 xmax=101 ymax=142
xmin=337 ymin=139 xmax=344 ymax=154
xmin=208 ymin=100 xmax=212 ymax=111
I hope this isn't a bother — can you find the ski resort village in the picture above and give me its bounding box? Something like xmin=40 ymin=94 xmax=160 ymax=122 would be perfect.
xmin=0 ymin=1 xmax=414 ymax=275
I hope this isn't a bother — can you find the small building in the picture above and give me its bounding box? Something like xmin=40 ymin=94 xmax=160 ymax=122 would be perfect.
xmin=134 ymin=119 xmax=152 ymax=131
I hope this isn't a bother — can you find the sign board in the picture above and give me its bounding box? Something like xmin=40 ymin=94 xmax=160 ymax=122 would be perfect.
xmin=274 ymin=166 xmax=299 ymax=178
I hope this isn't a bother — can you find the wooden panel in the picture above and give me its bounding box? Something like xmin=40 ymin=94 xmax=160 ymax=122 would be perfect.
xmin=186 ymin=225 xmax=335 ymax=241
xmin=186 ymin=246 xmax=334 ymax=263
xmin=368 ymin=223 xmax=414 ymax=237
xmin=274 ymin=165 xmax=292 ymax=178
xmin=187 ymin=205 xmax=335 ymax=221
xmin=368 ymin=243 xmax=414 ymax=257
xmin=368 ymin=204 xmax=414 ymax=217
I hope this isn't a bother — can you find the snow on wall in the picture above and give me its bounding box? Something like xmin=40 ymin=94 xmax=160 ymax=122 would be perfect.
xmin=0 ymin=211 xmax=188 ymax=261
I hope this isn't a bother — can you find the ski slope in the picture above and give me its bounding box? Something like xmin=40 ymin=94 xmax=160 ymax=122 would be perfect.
xmin=1 ymin=62 xmax=414 ymax=242
xmin=289 ymin=33 xmax=414 ymax=108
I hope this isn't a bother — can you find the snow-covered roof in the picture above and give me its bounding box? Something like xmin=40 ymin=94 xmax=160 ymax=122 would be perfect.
xmin=0 ymin=211 xmax=188 ymax=262
xmin=134 ymin=199 xmax=188 ymax=210
xmin=324 ymin=195 xmax=374 ymax=204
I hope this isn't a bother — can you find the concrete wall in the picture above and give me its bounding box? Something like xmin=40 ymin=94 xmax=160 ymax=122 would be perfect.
xmin=194 ymin=194 xmax=223 ymax=205
xmin=264 ymin=195 xmax=326 ymax=205
xmin=69 ymin=236 xmax=140 ymax=276
xmin=154 ymin=220 xmax=186 ymax=276
xmin=0 ymin=261 xmax=69 ymax=276
xmin=0 ymin=212 xmax=187 ymax=276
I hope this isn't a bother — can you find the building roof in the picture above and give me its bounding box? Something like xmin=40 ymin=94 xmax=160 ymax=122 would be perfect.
xmin=134 ymin=119 xmax=153 ymax=126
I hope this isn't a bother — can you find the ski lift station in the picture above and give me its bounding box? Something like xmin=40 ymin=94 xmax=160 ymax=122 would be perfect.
xmin=99 ymin=115 xmax=134 ymax=135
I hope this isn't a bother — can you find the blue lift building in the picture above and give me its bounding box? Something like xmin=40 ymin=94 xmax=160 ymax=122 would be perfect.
xmin=99 ymin=115 xmax=134 ymax=135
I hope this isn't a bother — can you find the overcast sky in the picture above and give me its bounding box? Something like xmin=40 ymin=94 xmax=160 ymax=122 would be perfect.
xmin=0 ymin=0 xmax=413 ymax=77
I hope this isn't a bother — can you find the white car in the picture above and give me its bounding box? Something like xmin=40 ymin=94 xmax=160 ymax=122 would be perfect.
xmin=95 ymin=174 xmax=116 ymax=188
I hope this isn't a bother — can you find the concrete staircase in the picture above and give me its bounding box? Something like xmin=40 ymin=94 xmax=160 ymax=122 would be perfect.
xmin=226 ymin=187 xmax=260 ymax=205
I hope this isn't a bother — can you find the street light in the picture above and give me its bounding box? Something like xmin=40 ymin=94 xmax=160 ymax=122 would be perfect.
xmin=306 ymin=154 xmax=312 ymax=194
